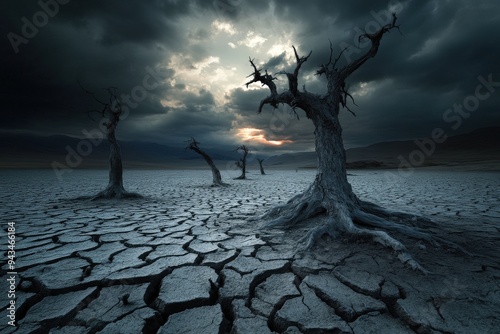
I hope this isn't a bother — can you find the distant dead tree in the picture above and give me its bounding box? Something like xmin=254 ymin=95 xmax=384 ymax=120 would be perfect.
xmin=186 ymin=137 xmax=227 ymax=187
xmin=82 ymin=86 xmax=141 ymax=200
xmin=234 ymin=145 xmax=249 ymax=179
xmin=257 ymin=158 xmax=266 ymax=175
xmin=245 ymin=14 xmax=462 ymax=270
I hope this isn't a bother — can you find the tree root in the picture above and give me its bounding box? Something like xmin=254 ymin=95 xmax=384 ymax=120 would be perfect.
xmin=260 ymin=190 xmax=326 ymax=227
xmin=259 ymin=193 xmax=469 ymax=273
xmin=91 ymin=185 xmax=142 ymax=200
xmin=211 ymin=181 xmax=229 ymax=187
xmin=353 ymin=209 xmax=436 ymax=244
xmin=359 ymin=200 xmax=436 ymax=228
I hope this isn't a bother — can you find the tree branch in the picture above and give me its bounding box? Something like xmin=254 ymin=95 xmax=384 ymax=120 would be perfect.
xmin=245 ymin=58 xmax=281 ymax=112
xmin=235 ymin=145 xmax=249 ymax=154
xmin=80 ymin=83 xmax=124 ymax=143
xmin=339 ymin=83 xmax=357 ymax=116
xmin=281 ymin=45 xmax=312 ymax=95
xmin=185 ymin=137 xmax=201 ymax=150
xmin=245 ymin=58 xmax=278 ymax=95
xmin=339 ymin=13 xmax=400 ymax=80
xmin=78 ymin=80 xmax=107 ymax=107
xmin=246 ymin=47 xmax=312 ymax=116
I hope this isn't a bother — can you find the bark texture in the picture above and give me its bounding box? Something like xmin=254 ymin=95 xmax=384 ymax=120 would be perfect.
xmin=85 ymin=88 xmax=141 ymax=200
xmin=257 ymin=158 xmax=266 ymax=175
xmin=235 ymin=145 xmax=249 ymax=180
xmin=246 ymin=15 xmax=457 ymax=271
xmin=186 ymin=138 xmax=227 ymax=187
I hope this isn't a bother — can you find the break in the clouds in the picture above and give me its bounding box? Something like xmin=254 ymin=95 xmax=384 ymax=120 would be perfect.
xmin=1 ymin=0 xmax=499 ymax=153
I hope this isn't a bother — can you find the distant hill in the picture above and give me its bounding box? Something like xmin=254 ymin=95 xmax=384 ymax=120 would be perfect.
xmin=0 ymin=127 xmax=498 ymax=169
xmin=265 ymin=127 xmax=500 ymax=169
xmin=0 ymin=133 xmax=238 ymax=169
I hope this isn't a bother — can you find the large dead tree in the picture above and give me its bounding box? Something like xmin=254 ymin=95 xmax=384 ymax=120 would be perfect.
xmin=186 ymin=137 xmax=227 ymax=187
xmin=246 ymin=15 xmax=456 ymax=270
xmin=234 ymin=145 xmax=249 ymax=179
xmin=83 ymin=87 xmax=141 ymax=200
xmin=257 ymin=158 xmax=266 ymax=175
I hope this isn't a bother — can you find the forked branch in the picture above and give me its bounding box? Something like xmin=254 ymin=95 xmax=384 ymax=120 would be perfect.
xmin=186 ymin=137 xmax=201 ymax=150
xmin=284 ymin=45 xmax=312 ymax=95
xmin=339 ymin=13 xmax=400 ymax=80
xmin=246 ymin=47 xmax=312 ymax=115
xmin=245 ymin=58 xmax=278 ymax=95
xmin=316 ymin=42 xmax=348 ymax=76
xmin=80 ymin=85 xmax=123 ymax=143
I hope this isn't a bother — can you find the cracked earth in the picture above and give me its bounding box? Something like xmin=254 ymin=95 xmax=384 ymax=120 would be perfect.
xmin=1 ymin=169 xmax=499 ymax=333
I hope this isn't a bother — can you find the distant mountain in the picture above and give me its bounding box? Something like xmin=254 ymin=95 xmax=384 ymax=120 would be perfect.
xmin=0 ymin=127 xmax=498 ymax=169
xmin=265 ymin=127 xmax=500 ymax=169
xmin=0 ymin=133 xmax=238 ymax=168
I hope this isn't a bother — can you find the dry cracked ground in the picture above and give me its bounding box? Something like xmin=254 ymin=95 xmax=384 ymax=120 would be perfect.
xmin=0 ymin=169 xmax=499 ymax=333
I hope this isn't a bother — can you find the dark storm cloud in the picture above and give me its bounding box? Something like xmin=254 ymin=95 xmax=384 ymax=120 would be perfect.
xmin=1 ymin=0 xmax=499 ymax=152
xmin=263 ymin=52 xmax=287 ymax=69
xmin=1 ymin=0 xmax=184 ymax=132
xmin=225 ymin=0 xmax=500 ymax=148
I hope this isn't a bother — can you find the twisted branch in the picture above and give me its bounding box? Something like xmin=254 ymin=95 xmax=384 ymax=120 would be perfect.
xmin=339 ymin=13 xmax=400 ymax=80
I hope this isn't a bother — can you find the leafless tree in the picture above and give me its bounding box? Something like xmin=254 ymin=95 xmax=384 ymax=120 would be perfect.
xmin=82 ymin=86 xmax=141 ymax=200
xmin=234 ymin=145 xmax=249 ymax=179
xmin=186 ymin=137 xmax=227 ymax=187
xmin=257 ymin=158 xmax=266 ymax=175
xmin=246 ymin=14 xmax=459 ymax=270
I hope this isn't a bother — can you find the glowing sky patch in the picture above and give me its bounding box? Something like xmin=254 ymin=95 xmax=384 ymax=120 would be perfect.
xmin=236 ymin=127 xmax=292 ymax=146
xmin=212 ymin=20 xmax=237 ymax=35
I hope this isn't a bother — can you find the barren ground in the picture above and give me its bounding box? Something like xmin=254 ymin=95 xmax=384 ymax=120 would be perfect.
xmin=1 ymin=169 xmax=499 ymax=333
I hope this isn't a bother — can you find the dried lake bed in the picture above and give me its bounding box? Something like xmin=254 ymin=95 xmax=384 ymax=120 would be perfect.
xmin=0 ymin=168 xmax=499 ymax=333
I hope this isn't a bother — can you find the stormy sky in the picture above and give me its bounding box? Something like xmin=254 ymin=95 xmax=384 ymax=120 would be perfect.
xmin=1 ymin=0 xmax=499 ymax=154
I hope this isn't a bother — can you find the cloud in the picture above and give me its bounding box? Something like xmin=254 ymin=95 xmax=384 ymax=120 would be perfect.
xmin=1 ymin=0 xmax=499 ymax=153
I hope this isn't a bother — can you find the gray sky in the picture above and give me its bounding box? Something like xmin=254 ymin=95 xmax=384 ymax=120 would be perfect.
xmin=1 ymin=0 xmax=499 ymax=155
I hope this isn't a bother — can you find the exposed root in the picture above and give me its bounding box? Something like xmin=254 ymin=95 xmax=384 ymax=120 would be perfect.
xmin=348 ymin=227 xmax=428 ymax=273
xmin=211 ymin=181 xmax=229 ymax=187
xmin=259 ymin=193 xmax=304 ymax=220
xmin=353 ymin=209 xmax=437 ymax=245
xmin=261 ymin=191 xmax=326 ymax=228
xmin=257 ymin=191 xmax=473 ymax=272
xmin=298 ymin=223 xmax=337 ymax=250
xmin=359 ymin=200 xmax=435 ymax=227
xmin=265 ymin=200 xmax=325 ymax=228
xmin=91 ymin=185 xmax=142 ymax=200
xmin=295 ymin=217 xmax=428 ymax=273
xmin=354 ymin=208 xmax=471 ymax=255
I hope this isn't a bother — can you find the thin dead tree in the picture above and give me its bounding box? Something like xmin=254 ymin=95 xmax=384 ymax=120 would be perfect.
xmin=245 ymin=14 xmax=459 ymax=270
xmin=82 ymin=86 xmax=141 ymax=200
xmin=186 ymin=137 xmax=227 ymax=187
xmin=234 ymin=145 xmax=249 ymax=179
xmin=257 ymin=158 xmax=266 ymax=175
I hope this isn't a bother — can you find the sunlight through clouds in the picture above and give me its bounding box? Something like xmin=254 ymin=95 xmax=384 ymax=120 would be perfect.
xmin=236 ymin=127 xmax=293 ymax=146
xmin=238 ymin=31 xmax=268 ymax=49
xmin=212 ymin=19 xmax=237 ymax=35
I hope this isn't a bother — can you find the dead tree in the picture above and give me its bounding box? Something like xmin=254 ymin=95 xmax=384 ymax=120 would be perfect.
xmin=234 ymin=145 xmax=249 ymax=179
xmin=246 ymin=14 xmax=458 ymax=270
xmin=83 ymin=86 xmax=141 ymax=200
xmin=257 ymin=158 xmax=266 ymax=175
xmin=186 ymin=137 xmax=227 ymax=187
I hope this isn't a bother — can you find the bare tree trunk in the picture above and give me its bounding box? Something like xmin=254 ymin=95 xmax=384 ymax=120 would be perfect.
xmin=235 ymin=145 xmax=248 ymax=180
xmin=263 ymin=103 xmax=359 ymax=230
xmin=89 ymin=89 xmax=141 ymax=200
xmin=257 ymin=158 xmax=266 ymax=175
xmin=186 ymin=138 xmax=227 ymax=187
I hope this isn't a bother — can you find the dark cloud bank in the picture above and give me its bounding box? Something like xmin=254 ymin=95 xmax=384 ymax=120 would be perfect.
xmin=1 ymin=0 xmax=499 ymax=158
